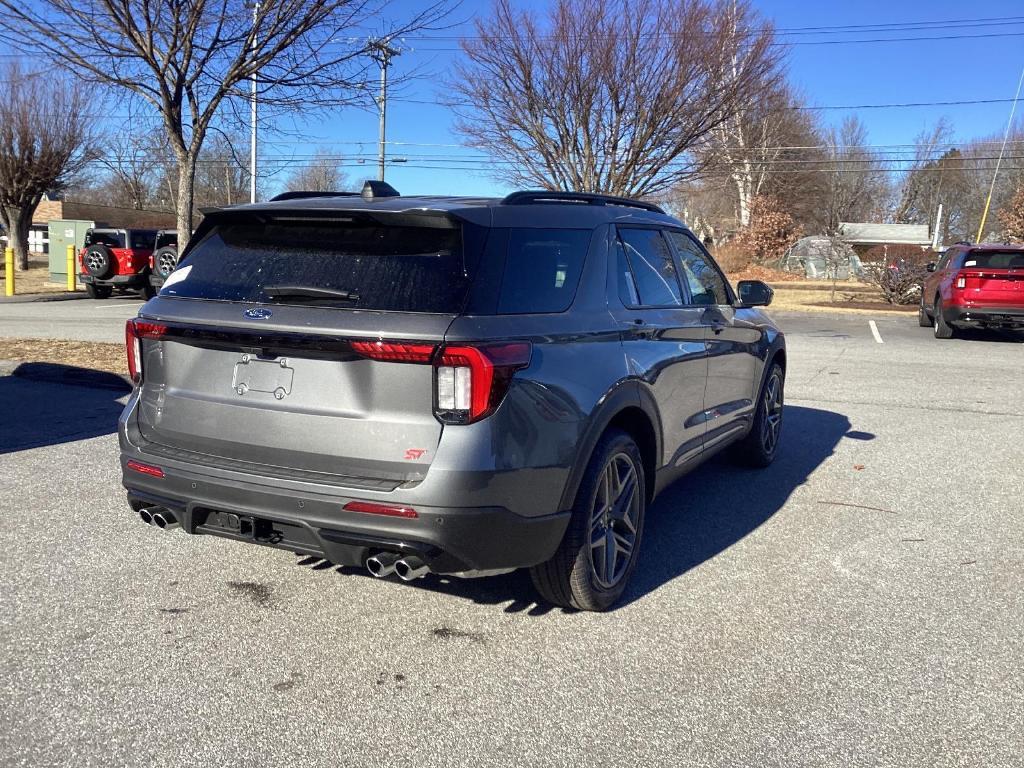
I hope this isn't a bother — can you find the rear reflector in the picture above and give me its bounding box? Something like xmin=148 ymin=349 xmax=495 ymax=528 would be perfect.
xmin=343 ymin=501 xmax=419 ymax=519
xmin=126 ymin=460 xmax=165 ymax=478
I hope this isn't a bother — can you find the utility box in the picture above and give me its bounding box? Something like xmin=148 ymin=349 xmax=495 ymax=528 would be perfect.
xmin=48 ymin=219 xmax=94 ymax=282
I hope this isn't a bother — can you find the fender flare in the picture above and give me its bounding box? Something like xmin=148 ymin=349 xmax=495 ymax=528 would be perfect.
xmin=556 ymin=379 xmax=663 ymax=511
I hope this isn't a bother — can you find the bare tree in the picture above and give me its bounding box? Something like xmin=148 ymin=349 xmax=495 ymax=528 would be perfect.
xmin=998 ymin=185 xmax=1024 ymax=241
xmin=96 ymin=124 xmax=163 ymax=210
xmin=0 ymin=0 xmax=448 ymax=247
xmin=285 ymin=150 xmax=351 ymax=192
xmin=449 ymin=0 xmax=780 ymax=197
xmin=822 ymin=116 xmax=891 ymax=234
xmin=0 ymin=63 xmax=96 ymax=270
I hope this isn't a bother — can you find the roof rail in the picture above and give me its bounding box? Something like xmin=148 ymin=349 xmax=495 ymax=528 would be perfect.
xmin=501 ymin=190 xmax=665 ymax=214
xmin=269 ymin=190 xmax=361 ymax=202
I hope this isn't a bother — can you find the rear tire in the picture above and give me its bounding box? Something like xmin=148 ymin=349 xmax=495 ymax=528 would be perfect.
xmin=85 ymin=283 xmax=112 ymax=300
xmin=933 ymin=298 xmax=956 ymax=339
xmin=530 ymin=429 xmax=646 ymax=612
xmin=140 ymin=284 xmax=157 ymax=299
xmin=732 ymin=362 xmax=784 ymax=468
xmin=918 ymin=302 xmax=932 ymax=327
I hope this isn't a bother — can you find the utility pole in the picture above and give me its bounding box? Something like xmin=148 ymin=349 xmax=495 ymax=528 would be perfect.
xmin=369 ymin=38 xmax=401 ymax=182
xmin=931 ymin=203 xmax=943 ymax=250
xmin=249 ymin=1 xmax=259 ymax=204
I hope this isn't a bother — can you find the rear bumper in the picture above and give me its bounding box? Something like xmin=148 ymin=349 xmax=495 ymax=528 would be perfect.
xmin=119 ymin=450 xmax=571 ymax=574
xmin=944 ymin=303 xmax=1024 ymax=328
xmin=80 ymin=272 xmax=148 ymax=288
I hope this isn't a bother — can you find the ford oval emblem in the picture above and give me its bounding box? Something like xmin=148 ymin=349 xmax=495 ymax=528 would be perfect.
xmin=245 ymin=307 xmax=273 ymax=319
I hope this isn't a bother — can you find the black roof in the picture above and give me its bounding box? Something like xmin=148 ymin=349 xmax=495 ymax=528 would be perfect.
xmin=213 ymin=187 xmax=679 ymax=229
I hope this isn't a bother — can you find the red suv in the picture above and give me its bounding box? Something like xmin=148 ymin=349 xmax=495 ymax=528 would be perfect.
xmin=920 ymin=243 xmax=1024 ymax=338
xmin=78 ymin=228 xmax=157 ymax=299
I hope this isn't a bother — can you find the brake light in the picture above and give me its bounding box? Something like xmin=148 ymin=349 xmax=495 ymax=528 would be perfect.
xmin=343 ymin=500 xmax=418 ymax=519
xmin=126 ymin=460 xmax=164 ymax=478
xmin=350 ymin=341 xmax=435 ymax=363
xmin=956 ymin=274 xmax=966 ymax=289
xmin=125 ymin=319 xmax=167 ymax=384
xmin=435 ymin=343 xmax=532 ymax=424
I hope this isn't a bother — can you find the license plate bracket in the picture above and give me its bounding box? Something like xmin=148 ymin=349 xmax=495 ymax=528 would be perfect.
xmin=232 ymin=356 xmax=294 ymax=399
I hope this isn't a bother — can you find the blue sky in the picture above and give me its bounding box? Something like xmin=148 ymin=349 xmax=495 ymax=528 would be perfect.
xmin=265 ymin=0 xmax=1024 ymax=197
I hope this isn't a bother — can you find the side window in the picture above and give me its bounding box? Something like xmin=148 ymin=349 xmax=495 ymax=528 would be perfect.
xmin=496 ymin=228 xmax=590 ymax=314
xmin=617 ymin=228 xmax=682 ymax=307
xmin=667 ymin=231 xmax=730 ymax=306
xmin=937 ymin=250 xmax=956 ymax=270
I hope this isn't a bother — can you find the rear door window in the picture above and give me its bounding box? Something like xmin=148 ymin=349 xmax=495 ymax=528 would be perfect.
xmin=496 ymin=228 xmax=590 ymax=314
xmin=617 ymin=228 xmax=682 ymax=307
xmin=167 ymin=216 xmax=471 ymax=313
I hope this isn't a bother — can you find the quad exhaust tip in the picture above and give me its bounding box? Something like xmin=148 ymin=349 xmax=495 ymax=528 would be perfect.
xmin=395 ymin=556 xmax=429 ymax=582
xmin=139 ymin=508 xmax=154 ymax=525
xmin=139 ymin=507 xmax=180 ymax=531
xmin=366 ymin=552 xmax=402 ymax=578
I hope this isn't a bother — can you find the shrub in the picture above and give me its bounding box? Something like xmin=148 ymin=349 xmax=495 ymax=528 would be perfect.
xmin=732 ymin=195 xmax=803 ymax=264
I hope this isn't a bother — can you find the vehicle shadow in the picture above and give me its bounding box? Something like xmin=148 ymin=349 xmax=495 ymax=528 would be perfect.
xmin=306 ymin=405 xmax=857 ymax=615
xmin=0 ymin=363 xmax=130 ymax=454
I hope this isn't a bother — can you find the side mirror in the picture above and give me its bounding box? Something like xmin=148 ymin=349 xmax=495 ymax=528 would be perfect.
xmin=736 ymin=279 xmax=773 ymax=308
xmin=926 ymin=262 xmax=936 ymax=272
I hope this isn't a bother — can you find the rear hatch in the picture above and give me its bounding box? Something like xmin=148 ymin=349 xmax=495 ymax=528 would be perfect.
xmin=129 ymin=209 xmax=483 ymax=489
xmin=959 ymin=250 xmax=1024 ymax=308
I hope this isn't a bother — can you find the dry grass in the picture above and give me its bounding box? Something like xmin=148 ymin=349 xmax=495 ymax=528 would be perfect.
xmin=0 ymin=337 xmax=126 ymax=375
xmin=0 ymin=256 xmax=80 ymax=296
xmin=765 ymin=287 xmax=913 ymax=314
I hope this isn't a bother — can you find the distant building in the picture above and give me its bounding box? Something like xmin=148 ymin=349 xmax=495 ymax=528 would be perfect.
xmin=838 ymin=222 xmax=933 ymax=258
xmin=29 ymin=194 xmax=178 ymax=254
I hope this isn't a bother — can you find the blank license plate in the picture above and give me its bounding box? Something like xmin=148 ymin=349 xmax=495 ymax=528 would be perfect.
xmin=232 ymin=357 xmax=294 ymax=398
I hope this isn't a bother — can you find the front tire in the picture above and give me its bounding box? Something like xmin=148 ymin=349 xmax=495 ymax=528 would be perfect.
xmin=530 ymin=429 xmax=646 ymax=612
xmin=732 ymin=362 xmax=784 ymax=468
xmin=918 ymin=302 xmax=932 ymax=327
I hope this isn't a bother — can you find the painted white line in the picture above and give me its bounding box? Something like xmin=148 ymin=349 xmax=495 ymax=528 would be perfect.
xmin=868 ymin=320 xmax=884 ymax=344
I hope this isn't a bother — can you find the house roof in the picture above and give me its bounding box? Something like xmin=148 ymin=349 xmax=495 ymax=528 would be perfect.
xmin=839 ymin=222 xmax=931 ymax=246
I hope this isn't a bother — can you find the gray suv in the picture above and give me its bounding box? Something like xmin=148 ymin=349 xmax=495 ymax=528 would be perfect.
xmin=120 ymin=184 xmax=786 ymax=611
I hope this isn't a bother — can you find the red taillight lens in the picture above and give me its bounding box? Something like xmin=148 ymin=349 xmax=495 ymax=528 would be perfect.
xmin=350 ymin=340 xmax=436 ymax=363
xmin=126 ymin=460 xmax=164 ymax=478
xmin=435 ymin=342 xmax=532 ymax=424
xmin=125 ymin=319 xmax=167 ymax=384
xmin=343 ymin=500 xmax=419 ymax=519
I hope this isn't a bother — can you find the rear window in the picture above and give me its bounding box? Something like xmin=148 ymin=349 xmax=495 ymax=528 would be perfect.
xmin=129 ymin=230 xmax=157 ymax=250
xmin=496 ymin=228 xmax=590 ymax=314
xmin=962 ymin=251 xmax=1024 ymax=269
xmin=165 ymin=217 xmax=470 ymax=313
xmin=88 ymin=231 xmax=126 ymax=248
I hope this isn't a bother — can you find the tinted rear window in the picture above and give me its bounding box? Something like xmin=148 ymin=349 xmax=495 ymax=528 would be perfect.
xmin=962 ymin=251 xmax=1024 ymax=269
xmin=89 ymin=231 xmax=125 ymax=248
xmin=496 ymin=228 xmax=590 ymax=313
xmin=130 ymin=230 xmax=157 ymax=250
xmin=165 ymin=217 xmax=470 ymax=313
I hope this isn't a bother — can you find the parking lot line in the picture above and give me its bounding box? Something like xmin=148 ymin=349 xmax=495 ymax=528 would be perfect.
xmin=868 ymin=320 xmax=884 ymax=344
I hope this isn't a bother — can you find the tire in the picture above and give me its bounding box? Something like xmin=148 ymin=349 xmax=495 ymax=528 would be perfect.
xmin=83 ymin=245 xmax=113 ymax=279
xmin=85 ymin=283 xmax=112 ymax=300
xmin=918 ymin=302 xmax=932 ymax=327
xmin=530 ymin=429 xmax=646 ymax=612
xmin=933 ymin=298 xmax=956 ymax=339
xmin=731 ymin=362 xmax=784 ymax=468
xmin=140 ymin=284 xmax=157 ymax=299
xmin=153 ymin=247 xmax=178 ymax=278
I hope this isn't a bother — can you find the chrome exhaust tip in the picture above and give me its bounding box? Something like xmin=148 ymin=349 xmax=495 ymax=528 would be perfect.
xmin=366 ymin=552 xmax=402 ymax=578
xmin=151 ymin=511 xmax=180 ymax=531
xmin=395 ymin=556 xmax=429 ymax=582
xmin=139 ymin=508 xmax=154 ymax=526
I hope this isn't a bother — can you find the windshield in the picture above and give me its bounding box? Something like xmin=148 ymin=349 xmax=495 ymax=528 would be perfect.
xmin=164 ymin=216 xmax=471 ymax=313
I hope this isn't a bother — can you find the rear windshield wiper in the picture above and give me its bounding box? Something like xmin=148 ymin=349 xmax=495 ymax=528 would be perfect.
xmin=263 ymin=285 xmax=360 ymax=302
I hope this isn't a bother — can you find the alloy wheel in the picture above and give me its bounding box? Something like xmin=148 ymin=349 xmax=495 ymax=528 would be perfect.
xmin=587 ymin=452 xmax=641 ymax=589
xmin=760 ymin=371 xmax=783 ymax=455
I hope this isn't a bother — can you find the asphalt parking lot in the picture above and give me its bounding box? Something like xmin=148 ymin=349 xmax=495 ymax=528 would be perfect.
xmin=1 ymin=310 xmax=1022 ymax=767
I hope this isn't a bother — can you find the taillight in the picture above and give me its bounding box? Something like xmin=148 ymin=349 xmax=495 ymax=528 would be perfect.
xmin=349 ymin=338 xmax=532 ymax=424
xmin=125 ymin=319 xmax=167 ymax=384
xmin=434 ymin=343 xmax=532 ymax=424
xmin=350 ymin=341 xmax=435 ymax=363
xmin=955 ymin=273 xmax=966 ymax=289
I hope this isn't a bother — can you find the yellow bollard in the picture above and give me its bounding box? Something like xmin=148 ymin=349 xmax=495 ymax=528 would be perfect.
xmin=66 ymin=244 xmax=77 ymax=292
xmin=4 ymin=246 xmax=13 ymax=297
